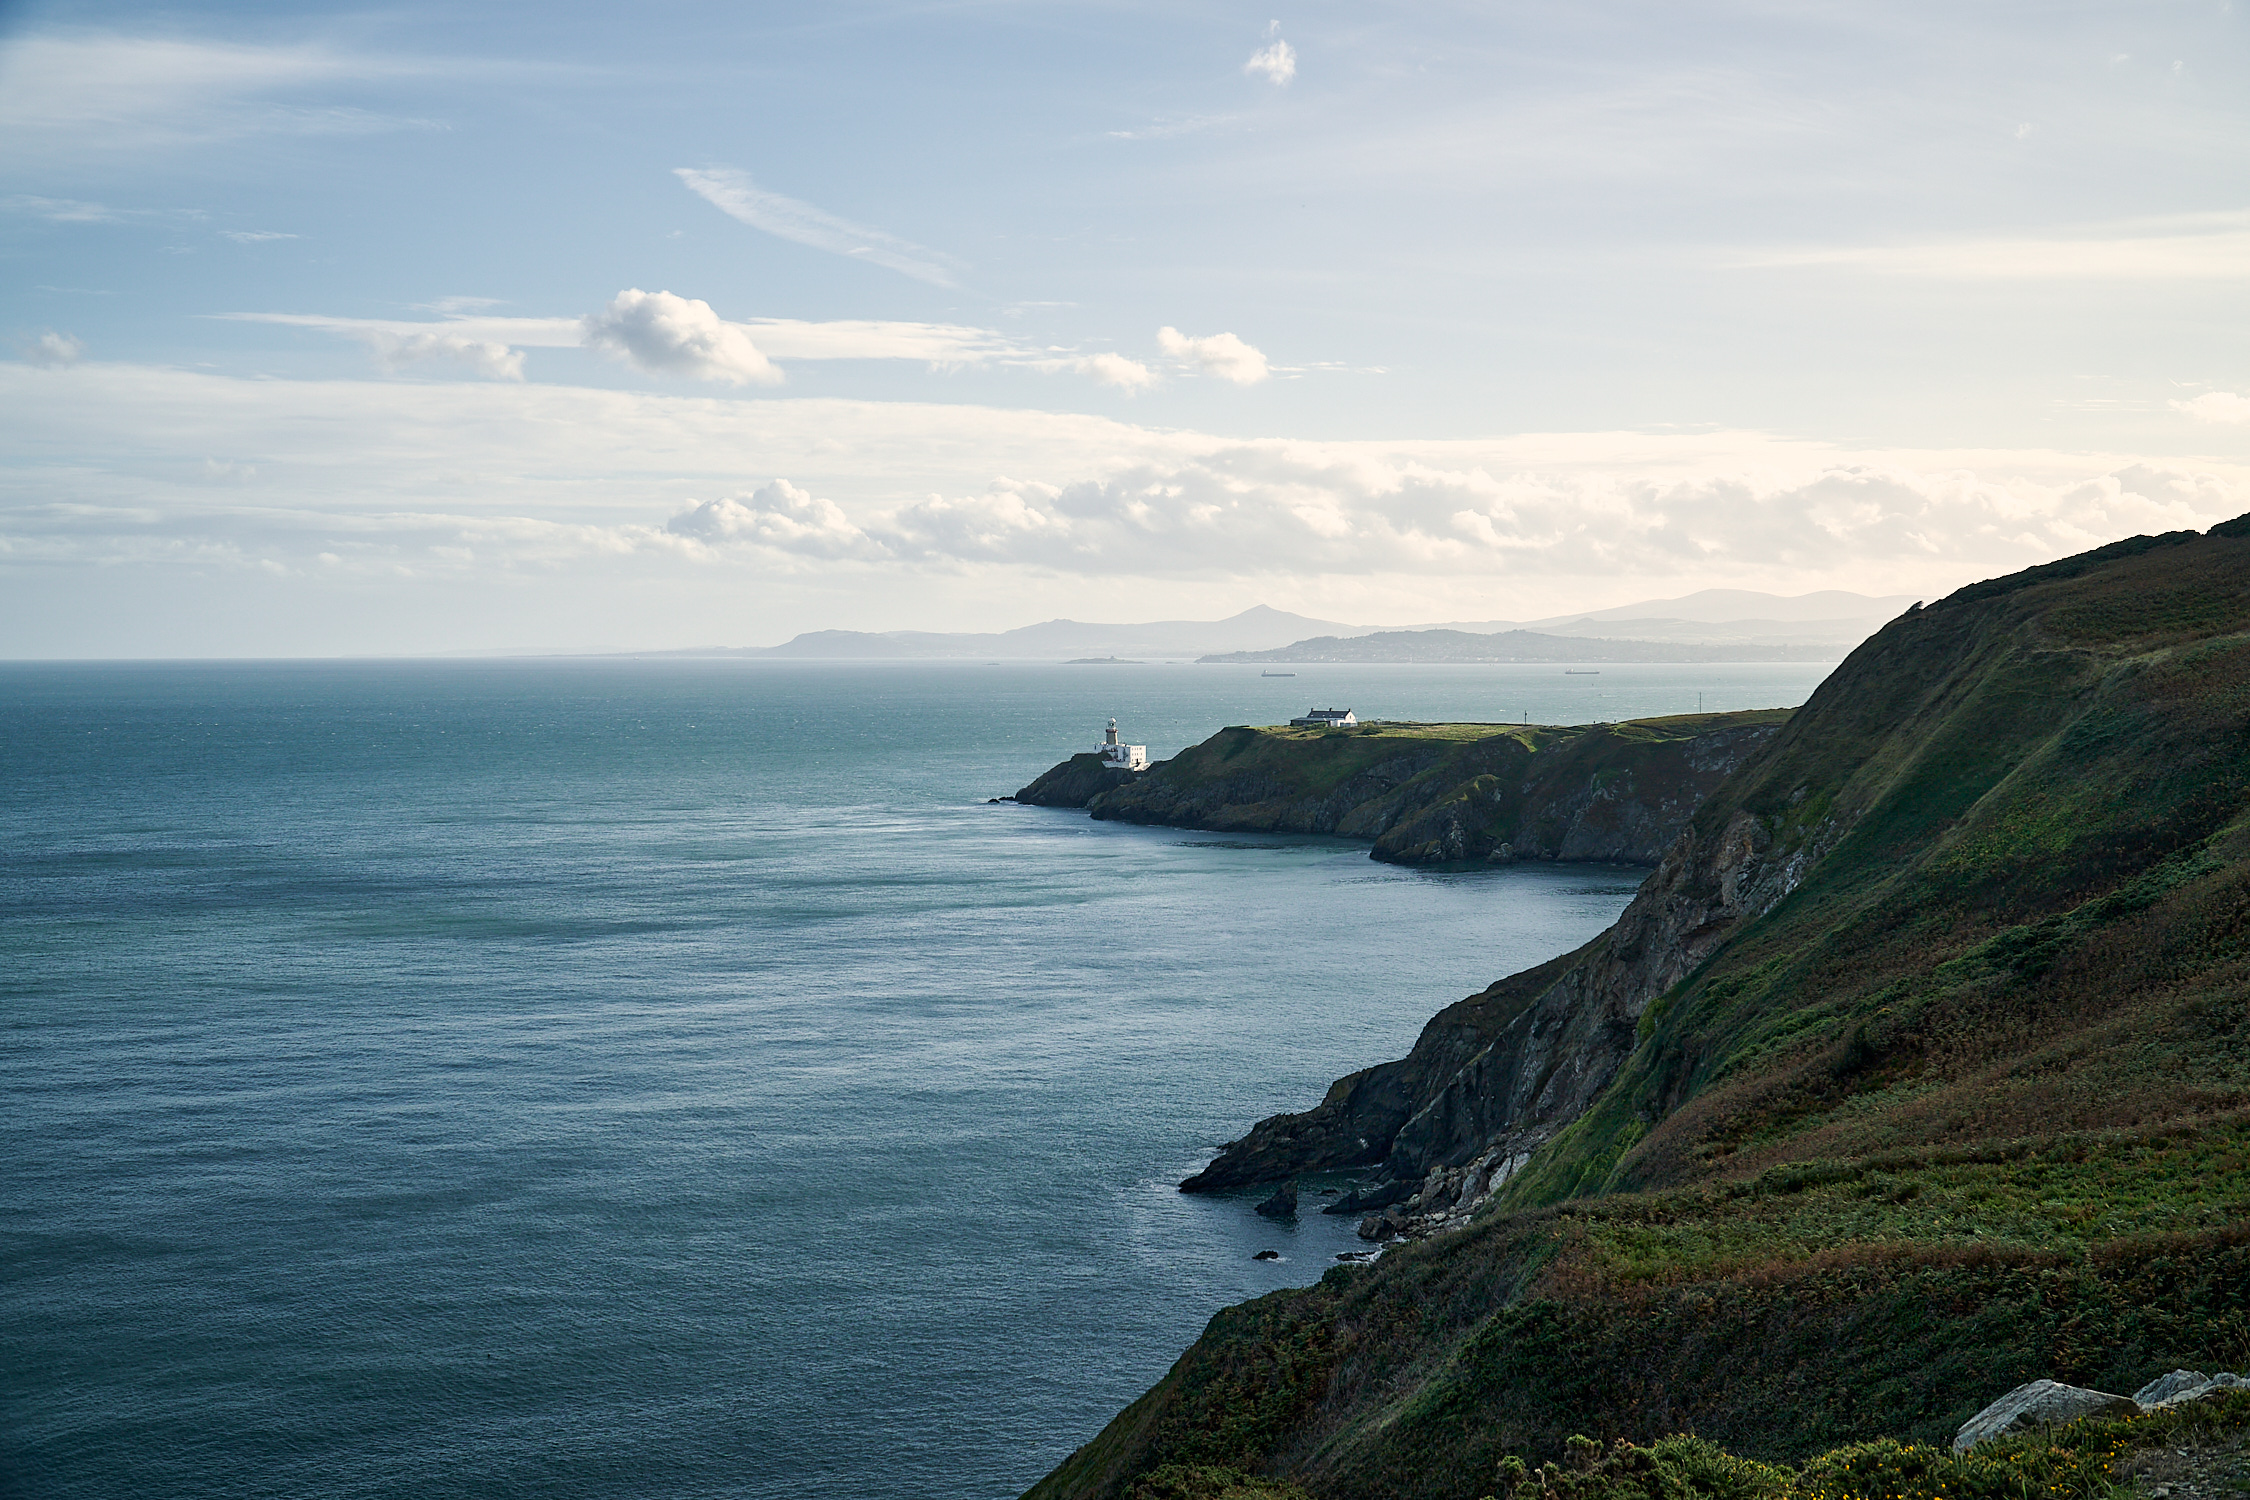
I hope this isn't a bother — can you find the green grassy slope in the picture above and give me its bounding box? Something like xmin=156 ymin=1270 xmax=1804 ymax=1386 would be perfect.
xmin=1027 ymin=519 xmax=2250 ymax=1500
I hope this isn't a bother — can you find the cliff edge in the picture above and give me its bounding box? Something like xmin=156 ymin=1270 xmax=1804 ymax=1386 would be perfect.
xmin=1029 ymin=515 xmax=2250 ymax=1500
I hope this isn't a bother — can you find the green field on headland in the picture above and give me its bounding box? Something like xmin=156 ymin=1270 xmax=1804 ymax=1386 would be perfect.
xmin=1028 ymin=517 xmax=2250 ymax=1500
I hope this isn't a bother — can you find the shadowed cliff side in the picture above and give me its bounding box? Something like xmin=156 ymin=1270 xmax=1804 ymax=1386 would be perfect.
xmin=1017 ymin=713 xmax=1788 ymax=868
xmin=1030 ymin=515 xmax=2250 ymax=1500
xmin=1017 ymin=752 xmax=1144 ymax=808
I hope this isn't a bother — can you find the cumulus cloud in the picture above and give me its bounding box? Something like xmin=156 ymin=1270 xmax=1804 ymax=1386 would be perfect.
xmin=7 ymin=363 xmax=2244 ymax=618
xmin=2174 ymin=391 xmax=2250 ymax=423
xmin=675 ymin=167 xmax=961 ymax=287
xmin=365 ymin=329 xmax=523 ymax=380
xmin=645 ymin=450 xmax=2246 ymax=587
xmin=19 ymin=332 xmax=84 ymax=368
xmin=666 ymin=480 xmax=883 ymax=559
xmin=1158 ymin=326 xmax=1270 ymax=384
xmin=1069 ymin=353 xmax=1159 ymax=391
xmin=581 ymin=289 xmax=782 ymax=386
xmin=1244 ymin=36 xmax=1297 ymax=85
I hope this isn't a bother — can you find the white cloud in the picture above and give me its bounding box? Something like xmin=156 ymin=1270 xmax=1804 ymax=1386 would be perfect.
xmin=675 ymin=166 xmax=961 ymax=287
xmin=1066 ymin=353 xmax=1158 ymax=391
xmin=1737 ymin=211 xmax=2250 ymax=280
xmin=4 ymin=194 xmax=130 ymax=223
xmin=220 ymin=230 xmax=297 ymax=243
xmin=5 ymin=362 xmax=2244 ymax=625
xmin=581 ymin=289 xmax=782 ymax=386
xmin=366 ymin=330 xmax=523 ymax=380
xmin=666 ymin=481 xmax=884 ymax=559
xmin=658 ymin=450 xmax=2248 ymax=586
xmin=0 ymin=33 xmax=440 ymax=162
xmin=221 ymin=312 xmax=553 ymax=379
xmin=740 ymin=319 xmax=1018 ymax=364
xmin=1244 ymin=37 xmax=1297 ymax=86
xmin=2175 ymin=392 xmax=2250 ymax=424
xmin=1158 ymin=326 xmax=1270 ymax=384
xmin=19 ymin=332 xmax=84 ymax=368
xmin=1107 ymin=115 xmax=1234 ymax=142
xmin=225 ymin=306 xmax=1147 ymax=386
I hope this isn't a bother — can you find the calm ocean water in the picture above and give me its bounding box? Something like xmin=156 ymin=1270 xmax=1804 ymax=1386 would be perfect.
xmin=1 ymin=659 xmax=1833 ymax=1500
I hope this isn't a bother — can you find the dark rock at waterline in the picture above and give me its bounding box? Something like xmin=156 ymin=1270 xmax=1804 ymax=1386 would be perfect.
xmin=1252 ymin=1250 xmax=1281 ymax=1261
xmin=1325 ymin=1179 xmax=1409 ymax=1215
xmin=1254 ymin=1180 xmax=1298 ymax=1219
xmin=1357 ymin=1209 xmax=1409 ymax=1241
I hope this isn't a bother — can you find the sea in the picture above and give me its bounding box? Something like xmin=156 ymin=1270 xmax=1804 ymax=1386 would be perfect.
xmin=1 ymin=658 xmax=1835 ymax=1500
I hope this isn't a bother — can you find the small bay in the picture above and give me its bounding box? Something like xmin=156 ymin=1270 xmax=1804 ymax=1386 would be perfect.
xmin=0 ymin=658 xmax=1832 ymax=1500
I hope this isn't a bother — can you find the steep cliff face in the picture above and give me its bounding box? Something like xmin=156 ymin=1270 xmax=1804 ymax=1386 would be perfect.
xmin=1174 ymin=718 xmax=1827 ymax=1194
xmin=1052 ymin=713 xmax=1787 ymax=868
xmin=1030 ymin=517 xmax=2250 ymax=1500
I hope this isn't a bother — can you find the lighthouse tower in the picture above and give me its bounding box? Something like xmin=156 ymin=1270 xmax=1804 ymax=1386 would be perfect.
xmin=1099 ymin=717 xmax=1149 ymax=771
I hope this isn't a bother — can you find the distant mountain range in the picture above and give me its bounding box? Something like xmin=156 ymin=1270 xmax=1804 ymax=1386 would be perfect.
xmin=658 ymin=605 xmax=1357 ymax=660
xmin=648 ymin=591 xmax=1918 ymax=662
xmin=1197 ymin=628 xmax=1846 ymax=665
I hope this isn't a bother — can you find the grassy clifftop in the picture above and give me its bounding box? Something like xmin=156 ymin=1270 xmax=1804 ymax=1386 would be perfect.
xmin=1067 ymin=713 xmax=1788 ymax=867
xmin=1028 ymin=518 xmax=2250 ymax=1500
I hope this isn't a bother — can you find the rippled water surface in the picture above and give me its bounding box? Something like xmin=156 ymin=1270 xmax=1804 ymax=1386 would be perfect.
xmin=1 ymin=659 xmax=1833 ymax=1499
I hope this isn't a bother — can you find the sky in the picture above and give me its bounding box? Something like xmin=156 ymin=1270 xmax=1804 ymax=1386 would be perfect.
xmin=4 ymin=0 xmax=2250 ymax=656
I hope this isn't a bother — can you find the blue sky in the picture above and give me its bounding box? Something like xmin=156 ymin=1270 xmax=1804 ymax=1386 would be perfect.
xmin=5 ymin=0 xmax=2250 ymax=654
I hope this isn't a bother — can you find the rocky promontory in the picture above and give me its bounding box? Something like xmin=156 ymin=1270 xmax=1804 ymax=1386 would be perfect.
xmin=1014 ymin=711 xmax=1789 ymax=868
xmin=1013 ymin=752 xmax=1145 ymax=808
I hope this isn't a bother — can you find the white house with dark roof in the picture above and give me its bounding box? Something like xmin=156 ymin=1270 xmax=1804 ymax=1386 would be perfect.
xmin=1289 ymin=708 xmax=1357 ymax=728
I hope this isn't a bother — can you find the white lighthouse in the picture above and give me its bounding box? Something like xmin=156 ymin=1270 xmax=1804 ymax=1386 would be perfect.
xmin=1099 ymin=717 xmax=1149 ymax=771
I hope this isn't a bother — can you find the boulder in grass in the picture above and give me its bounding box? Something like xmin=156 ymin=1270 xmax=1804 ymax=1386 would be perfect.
xmin=1952 ymin=1379 xmax=2140 ymax=1452
xmin=2136 ymin=1371 xmax=2250 ymax=1409
xmin=2134 ymin=1371 xmax=2212 ymax=1405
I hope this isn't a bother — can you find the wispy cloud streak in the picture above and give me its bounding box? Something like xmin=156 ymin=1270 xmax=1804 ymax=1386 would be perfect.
xmin=674 ymin=167 xmax=962 ymax=287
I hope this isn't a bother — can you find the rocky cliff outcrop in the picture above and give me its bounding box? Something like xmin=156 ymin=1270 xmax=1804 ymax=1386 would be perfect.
xmin=1177 ymin=759 xmax=1820 ymax=1197
xmin=1018 ymin=712 xmax=1788 ymax=868
xmin=1015 ymin=753 xmax=1143 ymax=807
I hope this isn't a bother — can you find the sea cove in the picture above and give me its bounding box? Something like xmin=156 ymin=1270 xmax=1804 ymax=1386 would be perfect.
xmin=2 ymin=660 xmax=1831 ymax=1499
